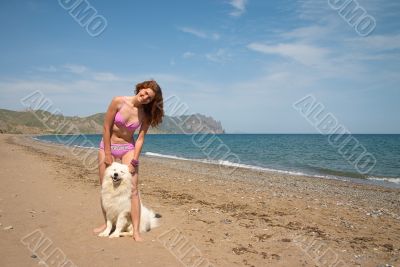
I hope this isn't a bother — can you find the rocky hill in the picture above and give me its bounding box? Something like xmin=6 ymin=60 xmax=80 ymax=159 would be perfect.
xmin=0 ymin=109 xmax=225 ymax=134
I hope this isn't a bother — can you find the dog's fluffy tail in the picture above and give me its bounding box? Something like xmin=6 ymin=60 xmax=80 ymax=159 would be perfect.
xmin=142 ymin=206 xmax=160 ymax=232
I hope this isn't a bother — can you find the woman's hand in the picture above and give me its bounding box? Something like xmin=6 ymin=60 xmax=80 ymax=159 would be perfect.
xmin=129 ymin=164 xmax=138 ymax=175
xmin=104 ymin=153 xmax=113 ymax=166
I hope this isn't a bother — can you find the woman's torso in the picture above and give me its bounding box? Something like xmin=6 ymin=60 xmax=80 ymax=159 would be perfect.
xmin=110 ymin=96 xmax=144 ymax=144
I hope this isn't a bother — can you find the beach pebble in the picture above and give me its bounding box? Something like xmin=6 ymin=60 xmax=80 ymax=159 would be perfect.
xmin=221 ymin=218 xmax=232 ymax=224
xmin=189 ymin=208 xmax=200 ymax=213
xmin=366 ymin=209 xmax=383 ymax=217
xmin=3 ymin=225 xmax=13 ymax=230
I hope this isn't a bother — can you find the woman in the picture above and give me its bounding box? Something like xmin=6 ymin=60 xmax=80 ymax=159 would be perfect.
xmin=93 ymin=80 xmax=164 ymax=241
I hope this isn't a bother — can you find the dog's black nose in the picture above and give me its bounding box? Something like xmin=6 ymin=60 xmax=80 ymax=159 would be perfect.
xmin=113 ymin=172 xmax=119 ymax=177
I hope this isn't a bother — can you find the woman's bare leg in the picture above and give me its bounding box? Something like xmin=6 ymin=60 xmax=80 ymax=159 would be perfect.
xmin=93 ymin=149 xmax=108 ymax=234
xmin=122 ymin=150 xmax=143 ymax=241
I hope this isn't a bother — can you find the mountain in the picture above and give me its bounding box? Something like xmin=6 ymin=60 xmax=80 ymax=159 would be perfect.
xmin=0 ymin=109 xmax=225 ymax=134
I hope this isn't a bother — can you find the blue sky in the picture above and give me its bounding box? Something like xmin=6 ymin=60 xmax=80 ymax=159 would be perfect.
xmin=0 ymin=0 xmax=399 ymax=133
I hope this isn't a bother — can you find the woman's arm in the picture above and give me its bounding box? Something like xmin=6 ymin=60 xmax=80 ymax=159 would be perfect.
xmin=102 ymin=97 xmax=122 ymax=163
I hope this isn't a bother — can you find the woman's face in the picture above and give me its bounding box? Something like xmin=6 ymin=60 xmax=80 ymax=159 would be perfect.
xmin=137 ymin=88 xmax=156 ymax=104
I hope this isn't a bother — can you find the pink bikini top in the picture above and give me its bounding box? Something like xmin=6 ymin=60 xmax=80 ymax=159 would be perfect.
xmin=114 ymin=98 xmax=141 ymax=131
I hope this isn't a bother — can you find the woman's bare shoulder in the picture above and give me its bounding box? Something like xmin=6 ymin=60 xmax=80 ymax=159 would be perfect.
xmin=109 ymin=96 xmax=127 ymax=108
xmin=111 ymin=96 xmax=126 ymax=103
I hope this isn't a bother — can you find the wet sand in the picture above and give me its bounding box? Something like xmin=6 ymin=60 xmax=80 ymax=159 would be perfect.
xmin=0 ymin=134 xmax=399 ymax=266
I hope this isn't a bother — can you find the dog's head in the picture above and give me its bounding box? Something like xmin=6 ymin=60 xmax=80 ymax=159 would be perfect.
xmin=104 ymin=162 xmax=131 ymax=184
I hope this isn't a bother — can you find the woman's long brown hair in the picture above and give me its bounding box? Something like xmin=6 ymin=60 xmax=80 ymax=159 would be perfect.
xmin=135 ymin=80 xmax=164 ymax=127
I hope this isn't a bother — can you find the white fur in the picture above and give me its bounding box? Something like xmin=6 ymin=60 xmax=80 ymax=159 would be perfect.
xmin=98 ymin=162 xmax=159 ymax=238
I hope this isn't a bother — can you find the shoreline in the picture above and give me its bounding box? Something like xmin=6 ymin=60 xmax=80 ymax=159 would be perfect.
xmin=1 ymin=133 xmax=399 ymax=266
xmin=32 ymin=133 xmax=400 ymax=190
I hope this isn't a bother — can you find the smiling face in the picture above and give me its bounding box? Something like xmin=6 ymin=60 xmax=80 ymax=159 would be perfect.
xmin=105 ymin=162 xmax=130 ymax=183
xmin=137 ymin=88 xmax=156 ymax=105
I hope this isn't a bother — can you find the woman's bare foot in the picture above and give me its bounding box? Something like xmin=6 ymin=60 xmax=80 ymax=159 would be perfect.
xmin=133 ymin=231 xmax=144 ymax=241
xmin=93 ymin=224 xmax=106 ymax=234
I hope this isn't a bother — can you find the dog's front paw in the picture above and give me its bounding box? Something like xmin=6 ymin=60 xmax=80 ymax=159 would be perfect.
xmin=109 ymin=232 xmax=120 ymax=238
xmin=98 ymin=231 xmax=110 ymax=237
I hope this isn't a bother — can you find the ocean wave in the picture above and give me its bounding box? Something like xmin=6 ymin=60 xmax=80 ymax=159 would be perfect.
xmin=144 ymin=152 xmax=192 ymax=161
xmin=33 ymin=136 xmax=98 ymax=150
xmin=145 ymin=152 xmax=339 ymax=180
xmin=72 ymin=144 xmax=97 ymax=150
xmin=144 ymin=152 xmax=400 ymax=187
xmin=367 ymin=177 xmax=400 ymax=184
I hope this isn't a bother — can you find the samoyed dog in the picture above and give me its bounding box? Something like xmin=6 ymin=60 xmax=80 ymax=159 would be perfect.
xmin=98 ymin=162 xmax=160 ymax=238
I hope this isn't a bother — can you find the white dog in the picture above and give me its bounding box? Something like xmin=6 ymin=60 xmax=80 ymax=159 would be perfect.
xmin=98 ymin=162 xmax=160 ymax=238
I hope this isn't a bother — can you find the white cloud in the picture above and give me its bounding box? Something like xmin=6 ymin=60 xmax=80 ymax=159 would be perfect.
xmin=281 ymin=25 xmax=330 ymax=41
xmin=347 ymin=34 xmax=400 ymax=51
xmin=296 ymin=0 xmax=332 ymax=20
xmin=228 ymin=0 xmax=248 ymax=17
xmin=179 ymin=27 xmax=207 ymax=38
xmin=178 ymin=27 xmax=219 ymax=40
xmin=205 ymin=49 xmax=231 ymax=63
xmin=63 ymin=64 xmax=88 ymax=74
xmin=92 ymin=72 xmax=121 ymax=82
xmin=0 ymin=80 xmax=69 ymax=94
xmin=32 ymin=64 xmax=125 ymax=82
xmin=0 ymin=65 xmax=224 ymax=116
xmin=247 ymin=42 xmax=329 ymax=66
xmin=182 ymin=51 xmax=195 ymax=58
xmin=212 ymin=33 xmax=220 ymax=40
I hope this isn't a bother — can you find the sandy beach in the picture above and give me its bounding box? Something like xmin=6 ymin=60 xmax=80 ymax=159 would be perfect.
xmin=0 ymin=134 xmax=399 ymax=267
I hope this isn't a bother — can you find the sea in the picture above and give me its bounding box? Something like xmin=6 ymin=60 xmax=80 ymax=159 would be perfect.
xmin=34 ymin=134 xmax=400 ymax=189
